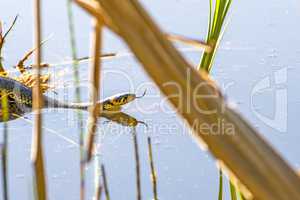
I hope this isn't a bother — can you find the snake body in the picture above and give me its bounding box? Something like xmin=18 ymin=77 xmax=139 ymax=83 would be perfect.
xmin=0 ymin=76 xmax=143 ymax=122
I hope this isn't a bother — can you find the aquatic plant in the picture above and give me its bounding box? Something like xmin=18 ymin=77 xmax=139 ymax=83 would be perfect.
xmin=198 ymin=0 xmax=232 ymax=72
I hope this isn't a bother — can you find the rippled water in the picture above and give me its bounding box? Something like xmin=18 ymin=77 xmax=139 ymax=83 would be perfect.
xmin=1 ymin=0 xmax=300 ymax=199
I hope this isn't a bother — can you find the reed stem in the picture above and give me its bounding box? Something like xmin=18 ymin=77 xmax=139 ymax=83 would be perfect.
xmin=229 ymin=180 xmax=237 ymax=200
xmin=67 ymin=1 xmax=86 ymax=199
xmin=85 ymin=18 xmax=102 ymax=162
xmin=31 ymin=0 xmax=47 ymax=199
xmin=101 ymin=164 xmax=110 ymax=200
xmin=166 ymin=33 xmax=211 ymax=52
xmin=198 ymin=0 xmax=232 ymax=72
xmin=93 ymin=144 xmax=102 ymax=200
xmin=147 ymin=137 xmax=158 ymax=200
xmin=218 ymin=169 xmax=223 ymax=200
xmin=1 ymin=91 xmax=9 ymax=200
xmin=75 ymin=1 xmax=300 ymax=199
xmin=0 ymin=15 xmax=18 ymax=72
xmin=132 ymin=128 xmax=141 ymax=200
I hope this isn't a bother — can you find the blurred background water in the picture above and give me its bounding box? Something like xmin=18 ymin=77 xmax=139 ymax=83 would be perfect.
xmin=1 ymin=0 xmax=300 ymax=199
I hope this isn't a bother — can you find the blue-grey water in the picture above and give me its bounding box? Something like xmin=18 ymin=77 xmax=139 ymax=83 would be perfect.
xmin=1 ymin=0 xmax=300 ymax=199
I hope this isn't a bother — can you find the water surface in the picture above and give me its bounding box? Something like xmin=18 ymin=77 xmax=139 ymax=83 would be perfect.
xmin=1 ymin=0 xmax=300 ymax=199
